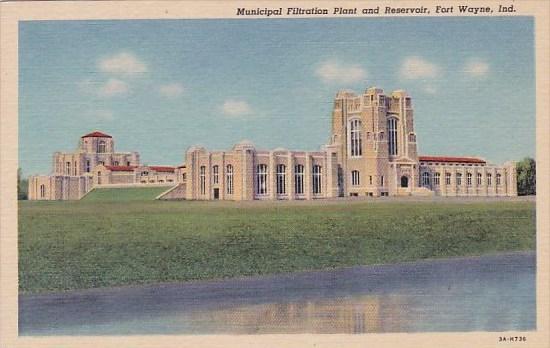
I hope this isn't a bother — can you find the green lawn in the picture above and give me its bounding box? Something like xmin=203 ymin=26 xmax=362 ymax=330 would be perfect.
xmin=18 ymin=198 xmax=536 ymax=294
xmin=82 ymin=186 xmax=171 ymax=202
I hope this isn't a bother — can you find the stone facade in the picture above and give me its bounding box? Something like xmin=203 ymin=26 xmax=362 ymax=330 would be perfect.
xmin=184 ymin=142 xmax=338 ymax=201
xmin=418 ymin=157 xmax=517 ymax=197
xmin=28 ymin=131 xmax=177 ymax=200
xmin=28 ymin=86 xmax=518 ymax=200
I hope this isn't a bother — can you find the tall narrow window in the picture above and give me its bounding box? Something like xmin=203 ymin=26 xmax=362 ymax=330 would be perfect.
xmin=456 ymin=173 xmax=462 ymax=186
xmin=381 ymin=175 xmax=384 ymax=187
xmin=351 ymin=170 xmax=360 ymax=186
xmin=422 ymin=172 xmax=430 ymax=187
xmin=446 ymin=172 xmax=451 ymax=185
xmin=369 ymin=175 xmax=373 ymax=185
xmin=433 ymin=172 xmax=441 ymax=186
xmin=66 ymin=162 xmax=71 ymax=175
xmin=98 ymin=140 xmax=106 ymax=153
xmin=73 ymin=161 xmax=77 ymax=175
xmin=276 ymin=164 xmax=286 ymax=195
xmin=312 ymin=165 xmax=322 ymax=194
xmin=213 ymin=165 xmax=219 ymax=184
xmin=97 ymin=171 xmax=102 ymax=185
xmin=387 ymin=118 xmax=398 ymax=156
xmin=200 ymin=166 xmax=206 ymax=195
xmin=349 ymin=119 xmax=362 ymax=157
xmin=496 ymin=173 xmax=502 ymax=185
xmin=256 ymin=164 xmax=268 ymax=195
xmin=294 ymin=165 xmax=304 ymax=194
xmin=487 ymin=173 xmax=493 ymax=186
xmin=467 ymin=173 xmax=472 ymax=186
xmin=226 ymin=165 xmax=233 ymax=194
xmin=86 ymin=160 xmax=91 ymax=173
xmin=477 ymin=173 xmax=482 ymax=185
xmin=40 ymin=184 xmax=45 ymax=198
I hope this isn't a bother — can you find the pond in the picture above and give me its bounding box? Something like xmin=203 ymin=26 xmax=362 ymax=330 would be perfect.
xmin=19 ymin=252 xmax=535 ymax=335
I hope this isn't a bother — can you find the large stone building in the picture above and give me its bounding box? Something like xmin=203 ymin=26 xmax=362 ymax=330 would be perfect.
xmin=28 ymin=131 xmax=178 ymax=200
xmin=28 ymin=87 xmax=517 ymax=200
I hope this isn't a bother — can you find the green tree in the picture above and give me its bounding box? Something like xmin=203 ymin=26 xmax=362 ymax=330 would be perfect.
xmin=516 ymin=157 xmax=536 ymax=196
xmin=18 ymin=168 xmax=28 ymax=200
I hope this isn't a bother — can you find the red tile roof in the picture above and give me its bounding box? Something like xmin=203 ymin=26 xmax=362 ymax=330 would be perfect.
xmin=149 ymin=166 xmax=176 ymax=173
xmin=81 ymin=131 xmax=112 ymax=138
xmin=105 ymin=165 xmax=136 ymax=172
xmin=419 ymin=156 xmax=486 ymax=164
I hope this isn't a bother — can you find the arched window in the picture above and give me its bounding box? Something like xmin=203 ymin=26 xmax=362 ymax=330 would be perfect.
xmin=40 ymin=184 xmax=45 ymax=198
xmin=226 ymin=165 xmax=233 ymax=194
xmin=445 ymin=172 xmax=451 ymax=185
xmin=496 ymin=173 xmax=502 ymax=185
xmin=349 ymin=119 xmax=362 ymax=157
xmin=433 ymin=172 xmax=440 ymax=186
xmin=477 ymin=173 xmax=482 ymax=186
xmin=276 ymin=164 xmax=286 ymax=195
xmin=387 ymin=118 xmax=398 ymax=156
xmin=294 ymin=165 xmax=304 ymax=195
xmin=312 ymin=165 xmax=322 ymax=194
xmin=422 ymin=172 xmax=430 ymax=187
xmin=199 ymin=166 xmax=206 ymax=195
xmin=456 ymin=173 xmax=462 ymax=186
xmin=487 ymin=173 xmax=493 ymax=186
xmin=212 ymin=165 xmax=219 ymax=184
xmin=467 ymin=173 xmax=472 ymax=186
xmin=256 ymin=164 xmax=268 ymax=195
xmin=351 ymin=170 xmax=360 ymax=186
xmin=97 ymin=140 xmax=106 ymax=153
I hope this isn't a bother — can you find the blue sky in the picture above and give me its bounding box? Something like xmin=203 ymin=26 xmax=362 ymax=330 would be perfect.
xmin=19 ymin=17 xmax=535 ymax=176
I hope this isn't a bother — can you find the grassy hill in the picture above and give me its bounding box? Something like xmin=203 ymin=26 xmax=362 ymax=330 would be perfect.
xmin=82 ymin=186 xmax=172 ymax=202
xmin=18 ymin=198 xmax=536 ymax=294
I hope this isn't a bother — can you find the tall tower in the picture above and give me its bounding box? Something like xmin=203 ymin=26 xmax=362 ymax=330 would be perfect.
xmin=79 ymin=131 xmax=114 ymax=154
xmin=330 ymin=87 xmax=419 ymax=197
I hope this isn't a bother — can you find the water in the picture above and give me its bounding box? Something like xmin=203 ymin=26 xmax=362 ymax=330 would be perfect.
xmin=19 ymin=252 xmax=535 ymax=335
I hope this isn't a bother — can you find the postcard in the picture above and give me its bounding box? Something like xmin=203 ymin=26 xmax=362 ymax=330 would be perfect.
xmin=1 ymin=1 xmax=549 ymax=347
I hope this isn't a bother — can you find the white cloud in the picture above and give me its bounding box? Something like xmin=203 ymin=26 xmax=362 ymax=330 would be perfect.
xmin=98 ymin=78 xmax=129 ymax=97
xmin=400 ymin=56 xmax=440 ymax=79
xmin=315 ymin=59 xmax=367 ymax=84
xmin=221 ymin=99 xmax=252 ymax=117
xmin=463 ymin=58 xmax=490 ymax=77
xmin=98 ymin=51 xmax=148 ymax=75
xmin=159 ymin=83 xmax=185 ymax=98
